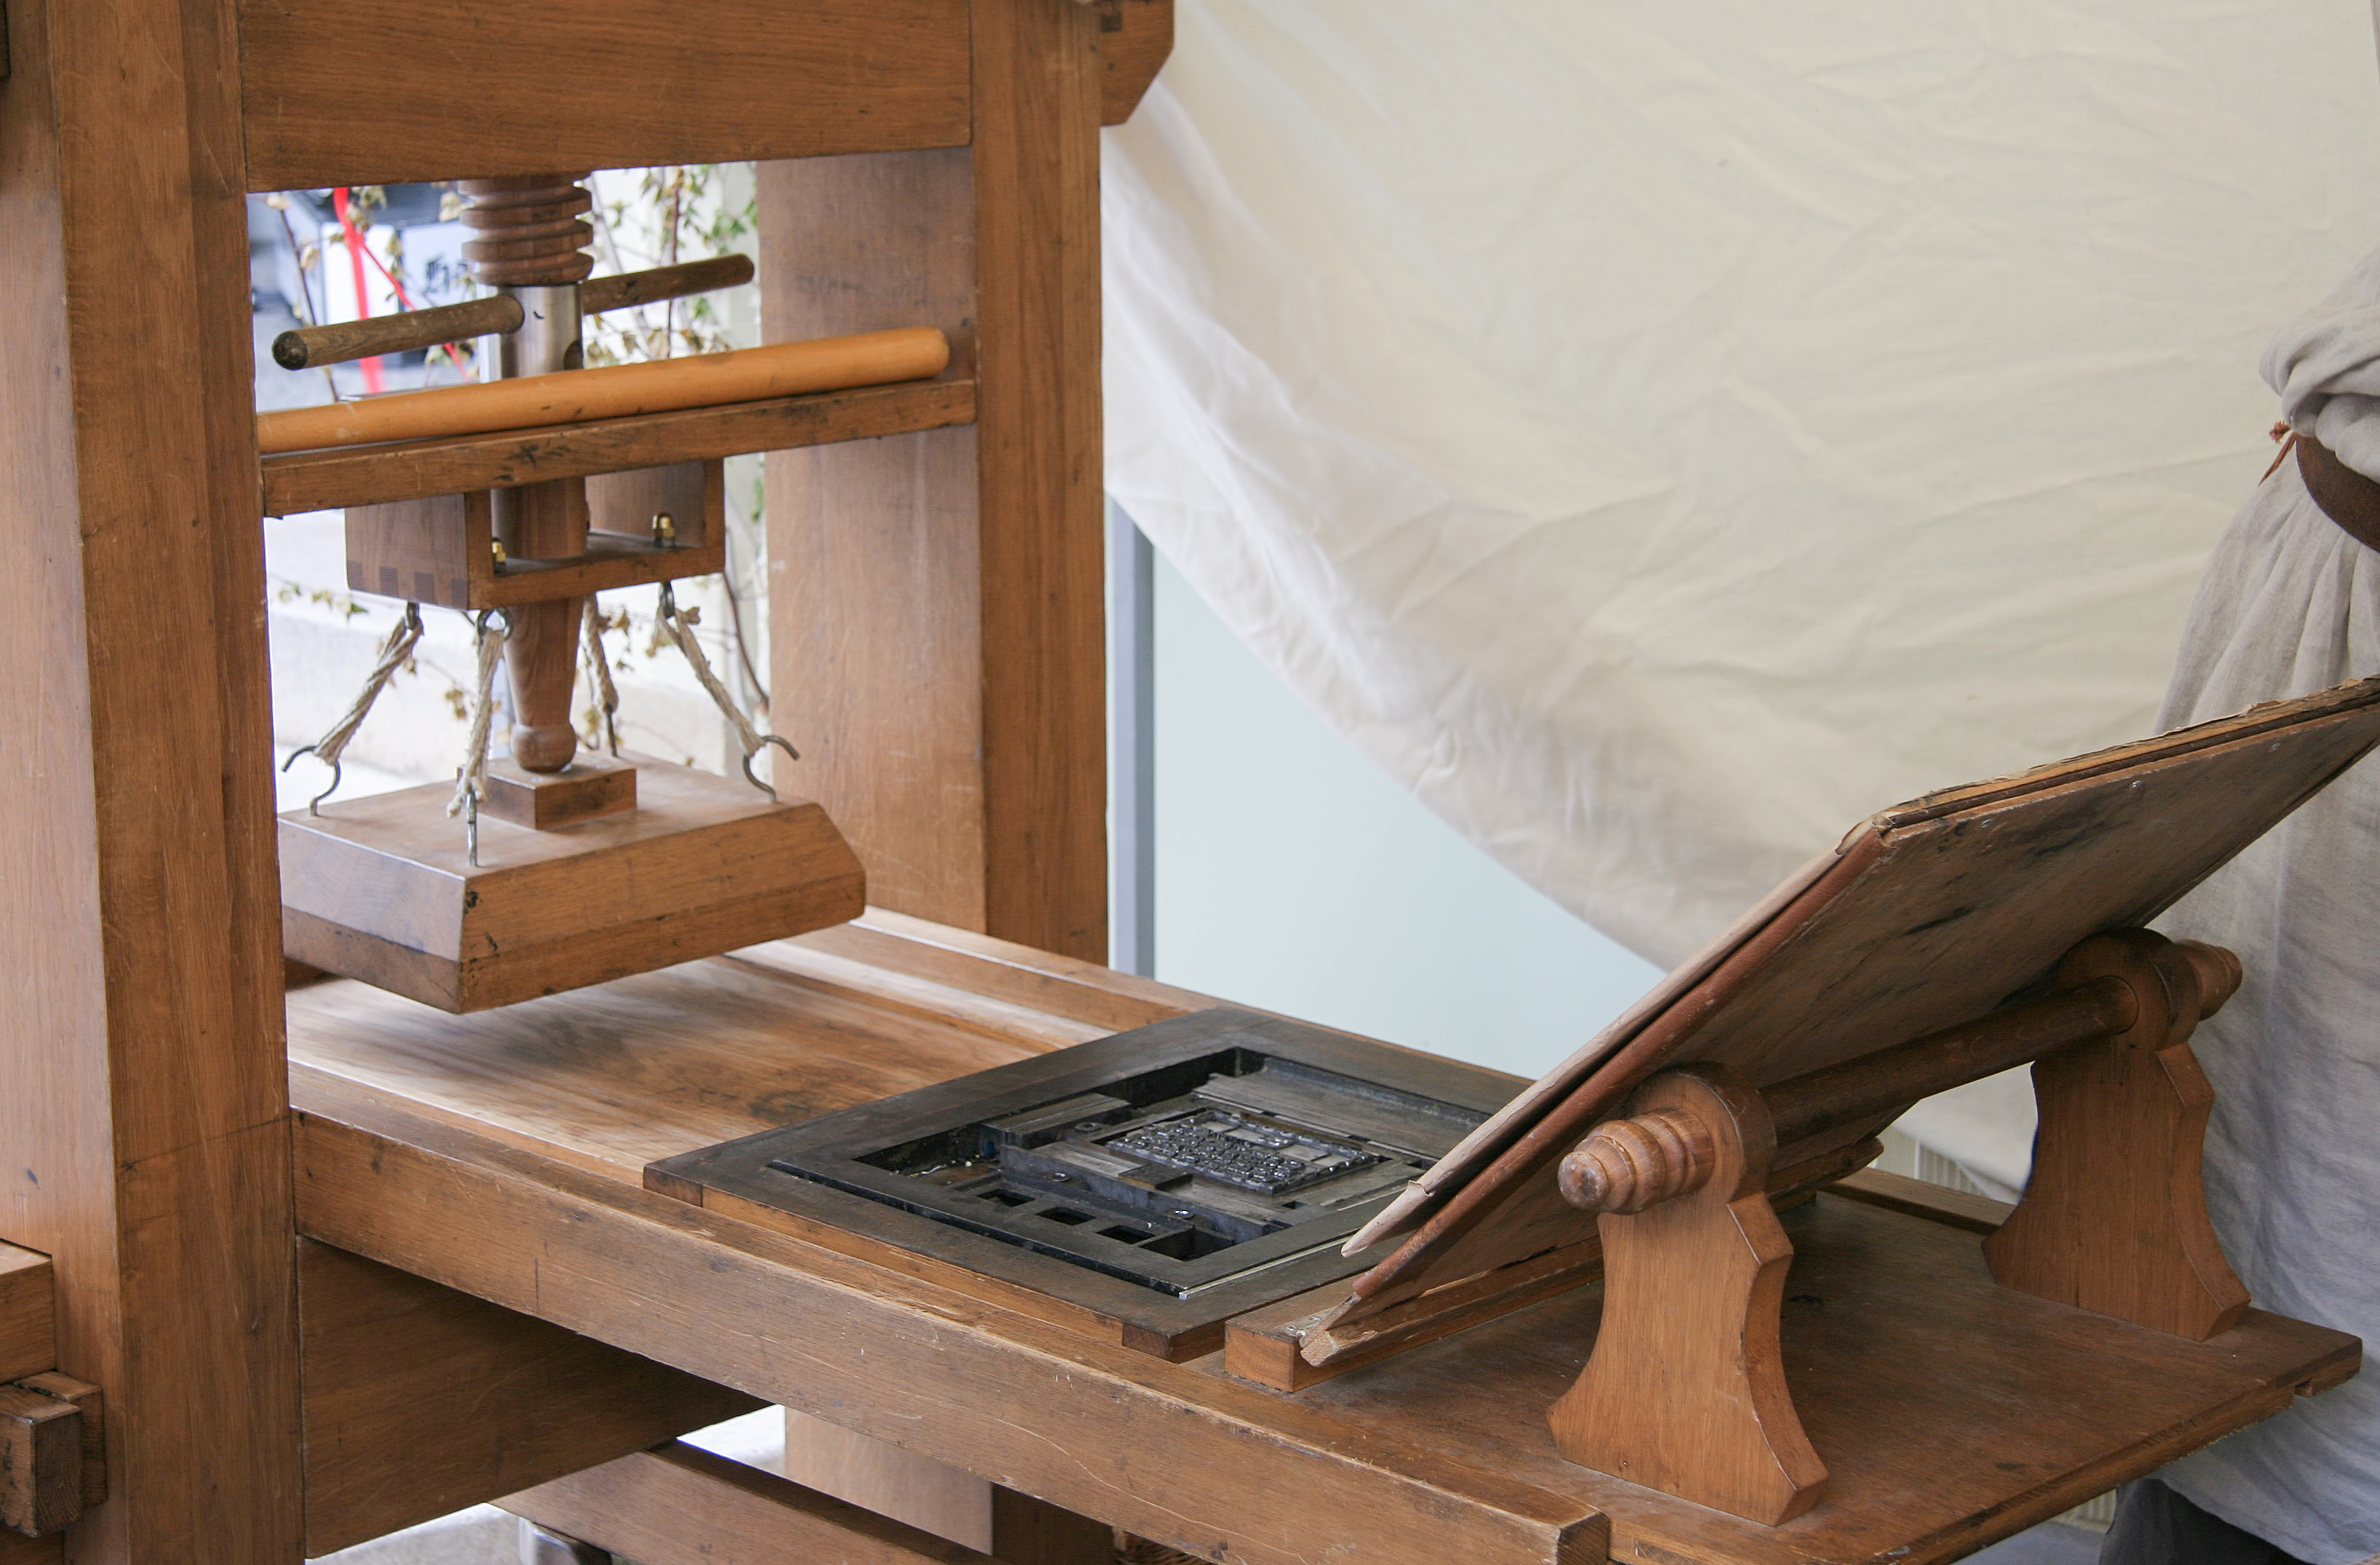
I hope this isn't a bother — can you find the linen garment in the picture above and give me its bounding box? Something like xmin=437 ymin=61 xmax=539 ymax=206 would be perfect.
xmin=2150 ymin=249 xmax=2380 ymax=1565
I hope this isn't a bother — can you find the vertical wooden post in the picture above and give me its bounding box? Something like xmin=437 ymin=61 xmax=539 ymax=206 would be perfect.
xmin=0 ymin=0 xmax=303 ymax=1559
xmin=764 ymin=0 xmax=1109 ymax=962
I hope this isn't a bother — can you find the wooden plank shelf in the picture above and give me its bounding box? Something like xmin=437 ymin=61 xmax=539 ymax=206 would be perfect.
xmin=260 ymin=379 xmax=978 ymax=517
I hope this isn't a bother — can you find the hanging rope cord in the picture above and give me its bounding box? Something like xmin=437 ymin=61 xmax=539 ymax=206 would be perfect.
xmin=282 ymin=602 xmax=425 ymax=813
xmin=449 ymin=611 xmax=509 ymax=869
xmin=653 ymin=580 xmax=796 ymax=797
xmin=581 ymin=597 xmax=621 ymax=755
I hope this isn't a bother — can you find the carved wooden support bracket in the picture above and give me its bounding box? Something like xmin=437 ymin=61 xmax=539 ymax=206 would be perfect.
xmin=1548 ymin=1065 xmax=1828 ymax=1525
xmin=1548 ymin=929 xmax=2246 ymax=1525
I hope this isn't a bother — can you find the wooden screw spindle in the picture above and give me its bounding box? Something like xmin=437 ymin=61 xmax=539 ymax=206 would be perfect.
xmin=464 ymin=174 xmax=595 ymax=772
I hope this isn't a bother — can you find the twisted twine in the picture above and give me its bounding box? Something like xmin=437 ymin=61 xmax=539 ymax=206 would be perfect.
xmin=655 ymin=580 xmax=796 ymax=797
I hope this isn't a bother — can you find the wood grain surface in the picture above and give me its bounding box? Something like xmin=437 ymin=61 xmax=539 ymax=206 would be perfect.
xmin=290 ymin=1076 xmax=1612 ymax=1565
xmin=286 ymin=908 xmax=2357 ymax=1565
xmin=502 ymin=1440 xmax=998 ymax=1565
xmin=299 ymin=1241 xmax=759 ymax=1555
xmin=279 ymin=762 xmax=866 ymax=1011
xmin=1341 ymin=680 xmax=2380 ymax=1324
xmin=0 ymin=0 xmax=303 ymax=1555
xmin=263 ymin=380 xmax=976 ymax=516
xmin=240 ymin=0 xmax=974 ymax=190
xmin=0 ymin=1253 xmax=51 ymax=1388
xmin=763 ymin=0 xmax=1110 ymax=961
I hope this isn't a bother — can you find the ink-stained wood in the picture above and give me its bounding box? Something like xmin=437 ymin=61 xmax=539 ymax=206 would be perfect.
xmin=290 ymin=1073 xmax=1612 ymax=1565
xmin=279 ymin=760 xmax=865 ymax=1012
xmin=7 ymin=1379 xmax=101 ymax=1516
xmin=1096 ymin=0 xmax=1173 ymax=124
xmin=501 ymin=1440 xmax=998 ymax=1565
xmin=764 ymin=0 xmax=1110 ymax=962
xmin=1341 ymin=678 xmax=2380 ymax=1325
xmin=0 ymin=1386 xmax=80 ymax=1537
xmin=284 ymin=1037 xmax=2358 ymax=1565
xmin=239 ymin=0 xmax=975 ymax=190
xmin=298 ymin=1240 xmax=760 ymax=1556
xmin=648 ymin=1009 xmax=1528 ymax=1362
xmin=0 ymin=1251 xmax=51 ymax=1386
xmin=263 ymin=379 xmax=977 ymax=516
xmin=282 ymin=935 xmax=1071 ymax=1185
xmin=0 ymin=0 xmax=304 ymax=1558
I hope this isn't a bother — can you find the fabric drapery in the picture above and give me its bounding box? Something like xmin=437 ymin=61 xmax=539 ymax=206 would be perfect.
xmin=1101 ymin=0 xmax=2380 ymax=1182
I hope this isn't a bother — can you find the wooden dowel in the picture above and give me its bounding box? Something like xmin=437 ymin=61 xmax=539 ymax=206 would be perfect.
xmin=1559 ymin=976 xmax=2145 ymax=1215
xmin=1761 ymin=977 xmax=2136 ymax=1149
xmin=581 ymin=255 xmax=756 ymax=316
xmin=255 ymin=328 xmax=951 ymax=455
xmin=271 ymin=295 xmax=526 ymax=371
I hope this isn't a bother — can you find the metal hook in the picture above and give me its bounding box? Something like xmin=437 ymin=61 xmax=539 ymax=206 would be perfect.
xmin=279 ymin=744 xmax=343 ymax=816
xmin=740 ymin=733 xmax=799 ymax=800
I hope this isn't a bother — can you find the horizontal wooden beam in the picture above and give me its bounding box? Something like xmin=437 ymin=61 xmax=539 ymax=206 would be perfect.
xmin=239 ymin=0 xmax=972 ymax=190
xmin=502 ymin=1440 xmax=996 ymax=1565
xmin=261 ymin=379 xmax=977 ymax=517
xmin=0 ymin=1249 xmax=51 ymax=1387
xmin=290 ymin=1070 xmax=1608 ymax=1565
xmin=300 ymin=1239 xmax=762 ymax=1557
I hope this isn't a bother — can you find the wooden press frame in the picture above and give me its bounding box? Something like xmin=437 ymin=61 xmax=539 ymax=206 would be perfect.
xmin=0 ymin=0 xmax=1160 ymax=1554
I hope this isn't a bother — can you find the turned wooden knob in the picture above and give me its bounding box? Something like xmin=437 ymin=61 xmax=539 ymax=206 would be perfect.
xmin=1558 ymin=1107 xmax=1717 ymax=1215
xmin=2176 ymin=940 xmax=2243 ymax=1017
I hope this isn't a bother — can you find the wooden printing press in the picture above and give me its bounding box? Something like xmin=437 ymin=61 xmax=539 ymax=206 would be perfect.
xmin=0 ymin=1 xmax=2363 ymax=1562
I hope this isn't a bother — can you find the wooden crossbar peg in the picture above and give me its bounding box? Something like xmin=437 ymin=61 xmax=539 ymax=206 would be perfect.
xmin=1546 ymin=1064 xmax=1828 ymax=1524
xmin=1983 ymin=932 xmax=2250 ymax=1340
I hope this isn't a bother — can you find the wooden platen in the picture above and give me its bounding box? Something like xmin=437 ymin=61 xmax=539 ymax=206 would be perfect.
xmin=280 ymin=757 xmax=864 ymax=1012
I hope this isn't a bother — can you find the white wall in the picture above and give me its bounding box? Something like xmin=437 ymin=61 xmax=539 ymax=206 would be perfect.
xmin=1149 ymin=547 xmax=1661 ymax=1081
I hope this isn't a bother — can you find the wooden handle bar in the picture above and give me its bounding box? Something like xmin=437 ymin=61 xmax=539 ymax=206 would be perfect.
xmin=270 ymin=254 xmax=758 ymax=371
xmin=255 ymin=327 xmax=950 ymax=455
xmin=580 ymin=254 xmax=755 ymax=316
xmin=1557 ymin=938 xmax=2241 ymax=1215
xmin=272 ymin=295 xmax=525 ymax=371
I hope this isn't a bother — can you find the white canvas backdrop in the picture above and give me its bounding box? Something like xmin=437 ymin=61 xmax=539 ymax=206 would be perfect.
xmin=1101 ymin=0 xmax=2380 ymax=1189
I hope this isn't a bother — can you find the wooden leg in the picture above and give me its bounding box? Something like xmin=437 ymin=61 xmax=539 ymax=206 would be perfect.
xmin=518 ymin=1517 xmax=611 ymax=1563
xmin=990 ymin=1488 xmax=1113 ymax=1565
xmin=1545 ymin=1067 xmax=1827 ymax=1525
xmin=1983 ymin=933 xmax=2249 ymax=1341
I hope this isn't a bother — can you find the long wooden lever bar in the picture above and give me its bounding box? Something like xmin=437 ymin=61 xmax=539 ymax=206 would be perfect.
xmin=256 ymin=327 xmax=950 ymax=454
xmin=271 ymin=254 xmax=759 ymax=371
xmin=1558 ymin=939 xmax=2241 ymax=1215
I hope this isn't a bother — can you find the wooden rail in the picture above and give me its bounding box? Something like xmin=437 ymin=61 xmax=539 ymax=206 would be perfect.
xmin=260 ymin=379 xmax=977 ymax=515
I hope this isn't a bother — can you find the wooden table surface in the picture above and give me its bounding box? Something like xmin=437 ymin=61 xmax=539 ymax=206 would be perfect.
xmin=285 ymin=910 xmax=2357 ymax=1565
